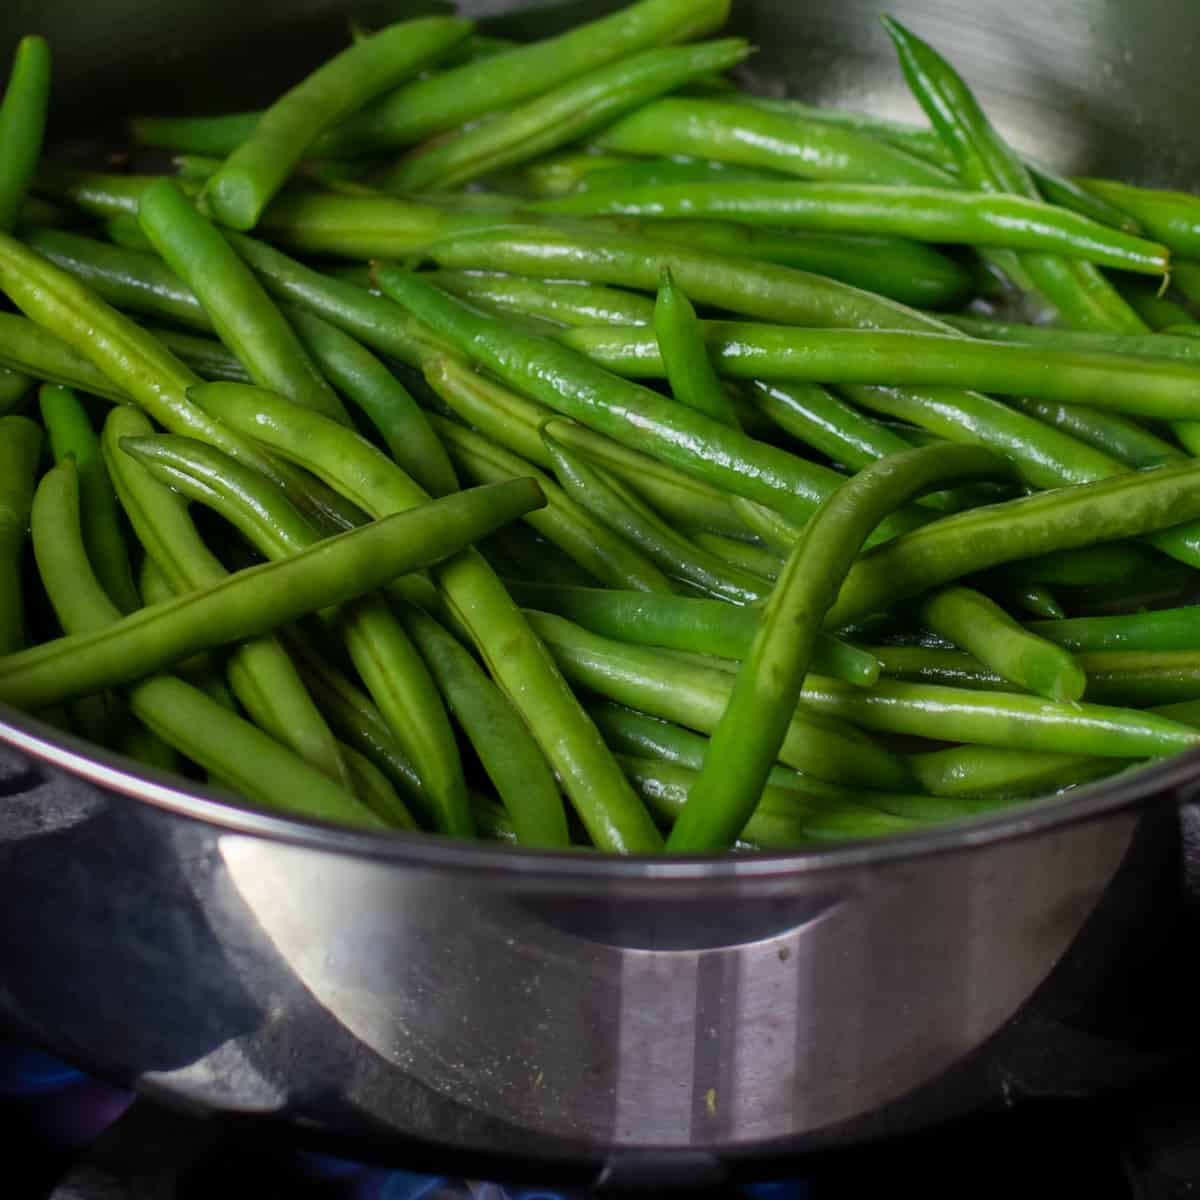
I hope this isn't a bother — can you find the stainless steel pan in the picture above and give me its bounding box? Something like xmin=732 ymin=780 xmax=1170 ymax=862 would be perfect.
xmin=3 ymin=0 xmax=1200 ymax=1188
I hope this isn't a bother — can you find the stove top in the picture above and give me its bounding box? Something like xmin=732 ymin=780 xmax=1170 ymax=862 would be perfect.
xmin=6 ymin=1038 xmax=1200 ymax=1200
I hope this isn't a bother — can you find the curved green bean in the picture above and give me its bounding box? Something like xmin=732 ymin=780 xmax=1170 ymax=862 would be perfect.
xmin=0 ymin=36 xmax=50 ymax=233
xmin=1077 ymin=178 xmax=1200 ymax=259
xmin=0 ymin=414 xmax=42 ymax=654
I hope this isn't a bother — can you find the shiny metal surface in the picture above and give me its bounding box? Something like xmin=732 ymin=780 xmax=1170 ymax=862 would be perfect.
xmin=3 ymin=0 xmax=1200 ymax=1177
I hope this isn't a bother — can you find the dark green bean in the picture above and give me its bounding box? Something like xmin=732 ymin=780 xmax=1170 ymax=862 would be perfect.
xmin=147 ymin=327 xmax=251 ymax=383
xmin=286 ymin=306 xmax=457 ymax=497
xmin=0 ymin=367 xmax=31 ymax=414
xmin=0 ymin=37 xmax=51 ymax=233
xmin=337 ymin=740 xmax=418 ymax=830
xmin=533 ymin=181 xmax=1169 ymax=273
xmin=1115 ymin=277 xmax=1195 ymax=331
xmin=203 ymin=17 xmax=471 ymax=230
xmin=38 ymin=384 xmax=140 ymax=614
xmin=190 ymin=378 xmax=663 ymax=854
xmin=379 ymin=39 xmax=751 ymax=193
xmin=692 ymin=532 xmax=781 ymax=581
xmin=0 ymin=414 xmax=42 ymax=654
xmin=524 ymin=608 xmax=913 ymax=792
xmin=1029 ymin=606 xmax=1200 ymax=654
xmin=1077 ymin=178 xmax=1200 ymax=259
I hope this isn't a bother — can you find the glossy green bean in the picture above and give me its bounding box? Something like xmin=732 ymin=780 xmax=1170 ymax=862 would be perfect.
xmin=653 ymin=268 xmax=739 ymax=428
xmin=0 ymin=469 xmax=544 ymax=712
xmin=137 ymin=179 xmax=352 ymax=425
xmin=595 ymin=97 xmax=951 ymax=186
xmin=0 ymin=231 xmax=358 ymax=529
xmin=569 ymin=154 xmax=778 ymax=195
xmin=692 ymin=532 xmax=781 ymax=581
xmin=524 ymin=609 xmax=913 ymax=792
xmin=431 ymin=411 xmax=673 ymax=593
xmin=502 ymin=581 xmax=879 ymax=686
xmin=337 ymin=740 xmax=418 ymax=830
xmin=919 ymin=585 xmax=1085 ymax=702
xmin=0 ymin=367 xmax=31 ymax=414
xmin=190 ymin=378 xmax=662 ymax=854
xmin=533 ymin=181 xmax=1169 ymax=272
xmin=1029 ymin=606 xmax=1200 ymax=654
xmin=102 ymin=405 xmax=351 ymax=789
xmin=541 ymin=427 xmax=764 ymax=603
xmin=204 ymin=17 xmax=471 ymax=230
xmin=380 ymin=39 xmax=751 ymax=193
xmin=824 ymin=458 xmax=1200 ymax=630
xmin=421 ymin=357 xmax=749 ymax=538
xmin=286 ymin=306 xmax=457 ymax=497
xmin=909 ymin=743 xmax=1121 ymax=800
xmin=557 ymin=321 xmax=1200 ymax=421
xmin=1077 ymin=179 xmax=1200 ymax=259
xmin=147 ymin=327 xmax=251 ymax=383
xmin=985 ymin=543 xmax=1188 ymax=589
xmin=0 ymin=414 xmax=42 ymax=654
xmin=375 ymin=267 xmax=931 ymax=536
xmin=1115 ymin=277 xmax=1196 ymax=331
xmin=0 ymin=37 xmax=50 ymax=233
xmin=38 ymin=385 xmax=140 ymax=614
xmin=422 ymin=270 xmax=656 ymax=328
xmin=669 ymin=442 xmax=1006 ymax=851
xmin=30 ymin=457 xmax=383 ymax=827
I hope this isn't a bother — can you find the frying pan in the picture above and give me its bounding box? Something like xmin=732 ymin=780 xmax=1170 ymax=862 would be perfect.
xmin=4 ymin=0 xmax=1200 ymax=1189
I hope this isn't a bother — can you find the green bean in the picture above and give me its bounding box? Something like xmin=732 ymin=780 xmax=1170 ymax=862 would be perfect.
xmin=338 ymin=740 xmax=418 ymax=830
xmin=524 ymin=609 xmax=913 ymax=792
xmin=725 ymin=497 xmax=804 ymax=554
xmin=379 ymin=39 xmax=751 ymax=193
xmin=909 ymin=743 xmax=1121 ymax=800
xmin=0 ymin=466 xmax=544 ymax=713
xmin=102 ymin=405 xmax=351 ymax=789
xmin=1008 ymin=585 xmax=1065 ymax=622
xmin=824 ymin=458 xmax=1200 ymax=630
xmin=556 ymin=321 xmax=1200 ymax=421
xmin=431 ymin=411 xmax=672 ymax=594
xmin=23 ymin=227 xmax=213 ymax=331
xmin=533 ymin=181 xmax=1169 ymax=273
xmin=135 ymin=0 xmax=731 ymax=159
xmin=190 ymin=378 xmax=662 ymax=854
xmin=203 ymin=17 xmax=471 ymax=230
xmin=1169 ymin=262 xmax=1200 ymax=310
xmin=1115 ymin=277 xmax=1195 ymax=331
xmin=654 ymin=268 xmax=739 ymax=428
xmin=396 ymin=601 xmax=569 ymax=848
xmin=0 ymin=231 xmax=359 ymax=529
xmin=137 ymin=179 xmax=352 ymax=426
xmin=693 ymin=532 xmax=781 ymax=581
xmin=1029 ymin=606 xmax=1200 ymax=654
xmin=570 ymin=154 xmax=778 ymax=195
xmin=595 ymin=97 xmax=952 ymax=187
xmin=541 ymin=427 xmax=764 ymax=603
xmin=147 ymin=327 xmax=251 ymax=383
xmin=1076 ymin=178 xmax=1200 ymax=260
xmin=883 ymin=17 xmax=1147 ymax=336
xmin=421 ymin=357 xmax=749 ymax=538
xmin=982 ymin=543 xmax=1188 ymax=589
xmin=857 ymin=645 xmax=1009 ymax=692
xmin=0 ymin=367 xmax=31 ymax=415
xmin=286 ymin=306 xmax=457 ymax=497
xmin=0 ymin=37 xmax=51 ymax=233
xmin=0 ymin=414 xmax=42 ymax=654
xmin=669 ymin=442 xmax=1006 ymax=851
xmin=503 ymin=581 xmax=880 ymax=687
xmin=422 ymin=270 xmax=656 ymax=328
xmin=919 ymin=585 xmax=1085 ymax=702
xmin=38 ymin=385 xmax=140 ymax=615
xmin=29 ymin=457 xmax=383 ymax=828
xmin=376 ymin=267 xmax=934 ymax=536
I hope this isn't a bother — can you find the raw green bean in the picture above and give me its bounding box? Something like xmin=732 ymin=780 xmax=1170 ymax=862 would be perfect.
xmin=524 ymin=609 xmax=913 ymax=792
xmin=669 ymin=442 xmax=1006 ymax=851
xmin=533 ymin=181 xmax=1169 ymax=273
xmin=595 ymin=97 xmax=952 ymax=186
xmin=396 ymin=601 xmax=569 ymax=848
xmin=557 ymin=321 xmax=1200 ymax=421
xmin=431 ymin=411 xmax=673 ymax=594
xmin=726 ymin=497 xmax=804 ymax=553
xmin=568 ymin=154 xmax=777 ymax=195
xmin=919 ymin=585 xmax=1085 ymax=702
xmin=38 ymin=384 xmax=140 ymax=614
xmin=421 ymin=357 xmax=749 ymax=538
xmin=0 ymin=414 xmax=42 ymax=654
xmin=1115 ymin=277 xmax=1195 ymax=331
xmin=103 ymin=405 xmax=351 ymax=789
xmin=909 ymin=743 xmax=1121 ymax=800
xmin=0 ymin=366 xmax=31 ymax=414
xmin=1029 ymin=606 xmax=1200 ymax=654
xmin=1008 ymin=585 xmax=1065 ymax=622
xmin=423 ymin=270 xmax=656 ymax=328
xmin=693 ymin=532 xmax=781 ymax=581
xmin=338 ymin=740 xmax=418 ymax=830
xmin=824 ymin=458 xmax=1200 ymax=630
xmin=503 ymin=581 xmax=880 ymax=687
xmin=0 ymin=469 xmax=545 ymax=712
xmin=376 ymin=267 xmax=931 ymax=535
xmin=148 ymin=327 xmax=251 ymax=383
xmin=0 ymin=231 xmax=360 ymax=529
xmin=204 ymin=17 xmax=471 ymax=229
xmin=190 ymin=378 xmax=662 ymax=854
xmin=379 ymin=39 xmax=751 ymax=193
xmin=29 ymin=456 xmax=383 ymax=828
xmin=0 ymin=37 xmax=51 ymax=233
xmin=134 ymin=0 xmax=731 ymax=159
xmin=286 ymin=306 xmax=457 ymax=497
xmin=654 ymin=267 xmax=739 ymax=428
xmin=982 ymin=543 xmax=1188 ymax=589
xmin=137 ymin=179 xmax=352 ymax=425
xmin=1077 ymin=179 xmax=1200 ymax=259
xmin=541 ymin=427 xmax=764 ymax=603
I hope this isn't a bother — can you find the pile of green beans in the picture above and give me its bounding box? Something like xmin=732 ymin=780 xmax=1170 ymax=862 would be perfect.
xmin=5 ymin=3 xmax=1200 ymax=855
